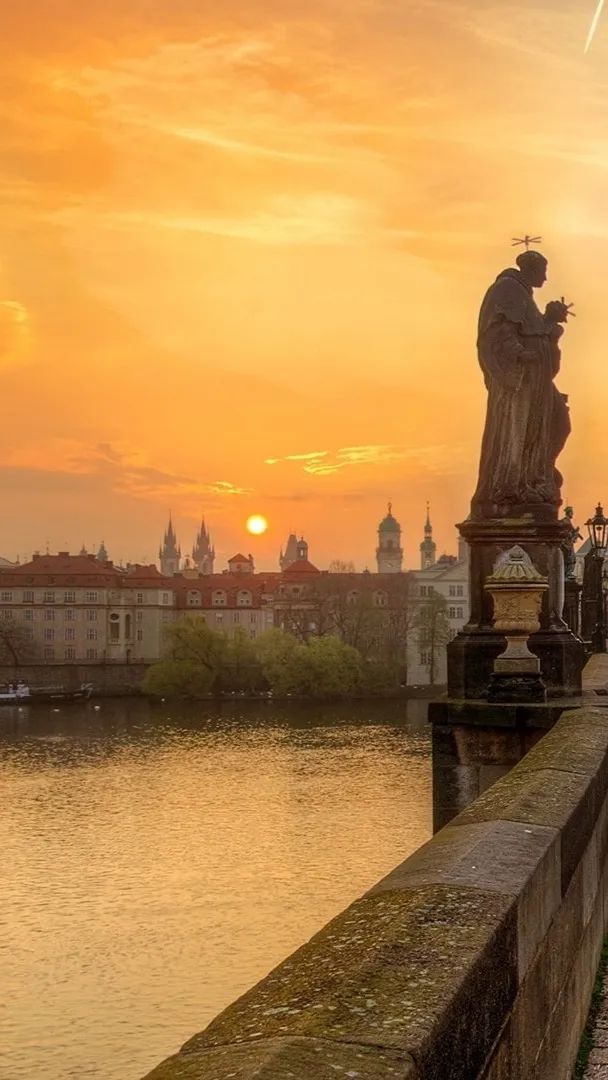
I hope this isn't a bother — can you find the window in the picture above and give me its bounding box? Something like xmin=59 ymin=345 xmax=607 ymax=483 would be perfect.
xmin=449 ymin=585 xmax=456 ymax=597
xmin=449 ymin=607 xmax=456 ymax=618
xmin=110 ymin=623 xmax=119 ymax=641
xmin=44 ymin=646 xmax=55 ymax=659
xmin=125 ymin=614 xmax=132 ymax=640
xmin=291 ymin=586 xmax=300 ymax=597
xmin=0 ymin=591 xmax=12 ymax=602
xmin=420 ymin=585 xmax=428 ymax=597
xmin=373 ymin=591 xmax=388 ymax=608
xmin=64 ymin=591 xmax=76 ymax=603
xmin=64 ymin=647 xmax=76 ymax=660
xmin=136 ymin=592 xmax=144 ymax=604
xmin=212 ymin=591 xmax=226 ymax=606
xmin=44 ymin=628 xmax=55 ymax=641
xmin=137 ymin=629 xmax=143 ymax=642
xmin=65 ymin=609 xmax=75 ymax=621
xmin=44 ymin=609 xmax=55 ymax=621
xmin=234 ymin=611 xmax=240 ymax=624
xmin=22 ymin=590 xmax=34 ymax=603
xmin=86 ymin=648 xmax=97 ymax=660
xmin=457 ymin=585 xmax=464 ymax=597
xmin=162 ymin=592 xmax=170 ymax=605
xmin=1 ymin=610 xmax=13 ymax=620
xmin=65 ymin=628 xmax=76 ymax=641
xmin=24 ymin=609 xmax=33 ymax=621
xmin=187 ymin=591 xmax=201 ymax=606
xmin=457 ymin=607 xmax=464 ymax=619
xmin=85 ymin=591 xmax=98 ymax=603
xmin=136 ymin=611 xmax=143 ymax=623
xmin=237 ymin=591 xmax=252 ymax=607
xmin=215 ymin=612 xmax=224 ymax=625
xmin=250 ymin=612 xmax=257 ymax=623
xmin=86 ymin=609 xmax=97 ymax=621
xmin=25 ymin=627 xmax=34 ymax=641
xmin=86 ymin=628 xmax=97 ymax=641
xmin=44 ymin=591 xmax=56 ymax=604
xmin=420 ymin=651 xmax=429 ymax=665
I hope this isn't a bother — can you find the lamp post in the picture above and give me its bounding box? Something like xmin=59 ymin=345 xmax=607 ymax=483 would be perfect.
xmin=582 ymin=503 xmax=608 ymax=653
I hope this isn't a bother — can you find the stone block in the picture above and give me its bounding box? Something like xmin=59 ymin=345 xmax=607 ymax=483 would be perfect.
xmin=452 ymin=764 xmax=601 ymax=894
xmin=181 ymin=885 xmax=517 ymax=1080
xmin=142 ymin=1037 xmax=417 ymax=1080
xmin=368 ymin=820 xmax=560 ymax=983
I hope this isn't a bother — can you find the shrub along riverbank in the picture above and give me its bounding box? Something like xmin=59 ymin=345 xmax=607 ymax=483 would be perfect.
xmin=142 ymin=617 xmax=407 ymax=700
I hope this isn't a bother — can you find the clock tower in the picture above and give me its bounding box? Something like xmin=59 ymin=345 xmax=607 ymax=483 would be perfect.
xmin=376 ymin=503 xmax=403 ymax=573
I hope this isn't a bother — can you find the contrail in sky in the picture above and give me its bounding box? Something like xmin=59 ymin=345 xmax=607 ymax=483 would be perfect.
xmin=585 ymin=0 xmax=605 ymax=52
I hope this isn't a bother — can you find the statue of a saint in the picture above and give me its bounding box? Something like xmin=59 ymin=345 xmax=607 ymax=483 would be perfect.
xmin=560 ymin=505 xmax=582 ymax=581
xmin=471 ymin=250 xmax=572 ymax=518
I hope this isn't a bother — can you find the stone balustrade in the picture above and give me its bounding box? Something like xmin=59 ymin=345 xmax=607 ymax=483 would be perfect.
xmin=142 ymin=704 xmax=608 ymax=1080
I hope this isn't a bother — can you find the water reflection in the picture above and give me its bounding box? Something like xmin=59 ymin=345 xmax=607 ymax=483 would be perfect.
xmin=1 ymin=698 xmax=431 ymax=1080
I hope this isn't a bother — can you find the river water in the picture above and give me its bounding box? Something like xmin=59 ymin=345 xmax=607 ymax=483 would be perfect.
xmin=1 ymin=697 xmax=431 ymax=1080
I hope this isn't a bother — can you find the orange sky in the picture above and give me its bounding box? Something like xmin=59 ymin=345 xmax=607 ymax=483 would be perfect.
xmin=2 ymin=0 xmax=608 ymax=571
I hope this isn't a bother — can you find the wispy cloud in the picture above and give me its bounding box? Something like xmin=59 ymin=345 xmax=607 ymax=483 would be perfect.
xmin=3 ymin=442 xmax=251 ymax=501
xmin=266 ymin=443 xmax=469 ymax=475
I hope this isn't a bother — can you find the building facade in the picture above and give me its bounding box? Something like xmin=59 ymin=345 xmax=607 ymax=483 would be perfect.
xmin=406 ymin=509 xmax=470 ymax=687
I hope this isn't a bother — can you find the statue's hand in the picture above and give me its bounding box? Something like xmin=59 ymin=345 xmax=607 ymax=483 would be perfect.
xmin=545 ymin=299 xmax=572 ymax=324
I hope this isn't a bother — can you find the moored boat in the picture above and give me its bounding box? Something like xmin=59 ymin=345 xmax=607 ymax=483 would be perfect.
xmin=0 ymin=683 xmax=94 ymax=705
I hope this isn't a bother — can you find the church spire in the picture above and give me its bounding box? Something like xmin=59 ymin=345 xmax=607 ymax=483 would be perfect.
xmin=420 ymin=503 xmax=437 ymax=569
xmin=192 ymin=513 xmax=215 ymax=574
xmin=159 ymin=513 xmax=181 ymax=576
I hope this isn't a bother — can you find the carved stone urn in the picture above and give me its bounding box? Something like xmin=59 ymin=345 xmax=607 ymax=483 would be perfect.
xmin=485 ymin=545 xmax=549 ymax=703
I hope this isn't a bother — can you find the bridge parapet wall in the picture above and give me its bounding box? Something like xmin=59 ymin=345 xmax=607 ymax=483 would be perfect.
xmin=143 ymin=706 xmax=608 ymax=1080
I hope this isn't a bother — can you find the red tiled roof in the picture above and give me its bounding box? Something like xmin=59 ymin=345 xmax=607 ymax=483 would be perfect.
xmin=282 ymin=558 xmax=320 ymax=575
xmin=228 ymin=553 xmax=250 ymax=563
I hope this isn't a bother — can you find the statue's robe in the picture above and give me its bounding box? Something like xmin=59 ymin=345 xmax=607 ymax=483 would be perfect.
xmin=471 ymin=268 xmax=571 ymax=516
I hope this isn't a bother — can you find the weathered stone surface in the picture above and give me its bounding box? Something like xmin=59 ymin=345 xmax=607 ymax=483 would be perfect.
xmin=368 ymin=820 xmax=560 ymax=983
xmin=181 ymin=885 xmax=516 ymax=1080
xmin=142 ymin=1037 xmax=416 ymax=1080
xmin=452 ymin=765 xmax=602 ymax=894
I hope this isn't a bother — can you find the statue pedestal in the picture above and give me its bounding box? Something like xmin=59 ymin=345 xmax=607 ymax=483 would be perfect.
xmin=564 ymin=578 xmax=582 ymax=637
xmin=448 ymin=516 xmax=585 ymax=699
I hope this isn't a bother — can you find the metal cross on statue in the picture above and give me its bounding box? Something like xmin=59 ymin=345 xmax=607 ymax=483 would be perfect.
xmin=511 ymin=235 xmax=543 ymax=250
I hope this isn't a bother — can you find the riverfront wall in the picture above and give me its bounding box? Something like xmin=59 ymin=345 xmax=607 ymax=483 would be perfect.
xmin=0 ymin=662 xmax=148 ymax=695
xmin=142 ymin=704 xmax=608 ymax=1080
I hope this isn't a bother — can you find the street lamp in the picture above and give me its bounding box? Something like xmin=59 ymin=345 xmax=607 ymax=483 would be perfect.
xmin=582 ymin=503 xmax=608 ymax=653
xmin=586 ymin=504 xmax=608 ymax=552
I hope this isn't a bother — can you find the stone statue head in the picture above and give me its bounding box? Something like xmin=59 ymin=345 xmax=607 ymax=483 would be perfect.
xmin=516 ymin=250 xmax=548 ymax=289
xmin=564 ymin=505 xmax=574 ymax=519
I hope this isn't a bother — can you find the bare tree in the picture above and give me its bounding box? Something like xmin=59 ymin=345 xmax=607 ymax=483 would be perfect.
xmin=0 ymin=621 xmax=41 ymax=668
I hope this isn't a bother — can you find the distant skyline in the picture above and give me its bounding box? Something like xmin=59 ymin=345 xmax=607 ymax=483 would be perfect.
xmin=1 ymin=503 xmax=458 ymax=574
xmin=1 ymin=2 xmax=607 ymax=567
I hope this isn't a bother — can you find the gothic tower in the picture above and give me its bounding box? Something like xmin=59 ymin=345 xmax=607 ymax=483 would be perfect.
xmin=420 ymin=503 xmax=437 ymax=569
xmin=376 ymin=503 xmax=403 ymax=573
xmin=192 ymin=517 xmax=215 ymax=574
xmin=280 ymin=532 xmax=299 ymax=570
xmin=159 ymin=515 xmax=181 ymax=576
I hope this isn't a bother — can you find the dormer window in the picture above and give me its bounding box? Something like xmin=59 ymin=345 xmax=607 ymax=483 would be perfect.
xmin=187 ymin=591 xmax=201 ymax=606
xmin=373 ymin=591 xmax=388 ymax=608
xmin=212 ymin=590 xmax=227 ymax=606
xmin=237 ymin=590 xmax=252 ymax=607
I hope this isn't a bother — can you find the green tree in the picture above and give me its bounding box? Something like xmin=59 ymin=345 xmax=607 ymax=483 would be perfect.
xmin=143 ymin=615 xmax=226 ymax=698
xmin=222 ymin=627 xmax=263 ymax=692
xmin=414 ymin=590 xmax=452 ymax=686
xmin=143 ymin=658 xmax=216 ymax=698
xmin=256 ymin=630 xmax=362 ymax=698
xmin=255 ymin=628 xmax=300 ymax=695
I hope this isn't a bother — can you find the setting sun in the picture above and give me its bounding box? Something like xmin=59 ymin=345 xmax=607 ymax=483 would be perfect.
xmin=246 ymin=514 xmax=269 ymax=536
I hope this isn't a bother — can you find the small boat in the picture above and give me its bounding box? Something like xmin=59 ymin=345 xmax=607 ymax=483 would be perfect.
xmin=0 ymin=682 xmax=94 ymax=705
xmin=29 ymin=683 xmax=94 ymax=704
